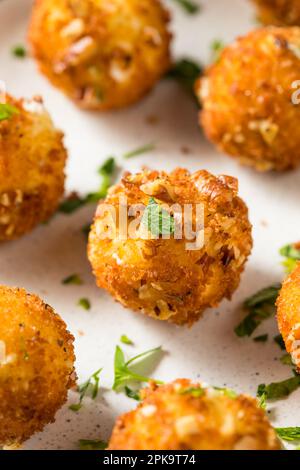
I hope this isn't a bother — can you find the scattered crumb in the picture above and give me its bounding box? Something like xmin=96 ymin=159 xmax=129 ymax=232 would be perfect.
xmin=260 ymin=220 xmax=268 ymax=227
xmin=180 ymin=146 xmax=192 ymax=155
xmin=77 ymin=330 xmax=85 ymax=336
xmin=145 ymin=115 xmax=159 ymax=125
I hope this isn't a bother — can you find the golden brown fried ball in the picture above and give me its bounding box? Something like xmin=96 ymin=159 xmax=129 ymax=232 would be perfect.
xmin=197 ymin=27 xmax=300 ymax=171
xmin=252 ymin=0 xmax=300 ymax=26
xmin=0 ymin=94 xmax=67 ymax=241
xmin=88 ymin=168 xmax=252 ymax=326
xmin=277 ymin=261 xmax=300 ymax=371
xmin=108 ymin=379 xmax=281 ymax=450
xmin=28 ymin=0 xmax=171 ymax=110
xmin=0 ymin=285 xmax=76 ymax=447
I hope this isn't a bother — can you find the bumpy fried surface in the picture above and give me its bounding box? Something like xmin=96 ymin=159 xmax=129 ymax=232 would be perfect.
xmin=28 ymin=0 xmax=171 ymax=110
xmin=253 ymin=0 xmax=300 ymax=26
xmin=0 ymin=94 xmax=66 ymax=241
xmin=197 ymin=27 xmax=300 ymax=171
xmin=0 ymin=286 xmax=76 ymax=446
xmin=277 ymin=262 xmax=300 ymax=371
xmin=108 ymin=379 xmax=281 ymax=450
xmin=88 ymin=168 xmax=252 ymax=326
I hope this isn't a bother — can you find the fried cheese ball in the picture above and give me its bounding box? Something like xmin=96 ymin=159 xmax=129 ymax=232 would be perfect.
xmin=0 ymin=286 xmax=76 ymax=447
xmin=88 ymin=168 xmax=252 ymax=326
xmin=277 ymin=262 xmax=300 ymax=371
xmin=0 ymin=94 xmax=67 ymax=241
xmin=197 ymin=27 xmax=300 ymax=171
xmin=108 ymin=379 xmax=281 ymax=450
xmin=252 ymin=0 xmax=300 ymax=26
xmin=28 ymin=0 xmax=171 ymax=110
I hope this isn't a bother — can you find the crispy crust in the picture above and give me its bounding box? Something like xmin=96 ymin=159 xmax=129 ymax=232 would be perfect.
xmin=28 ymin=0 xmax=171 ymax=110
xmin=0 ymin=285 xmax=76 ymax=446
xmin=0 ymin=94 xmax=67 ymax=241
xmin=277 ymin=262 xmax=300 ymax=371
xmin=88 ymin=168 xmax=252 ymax=326
xmin=108 ymin=379 xmax=281 ymax=450
xmin=253 ymin=0 xmax=300 ymax=26
xmin=197 ymin=27 xmax=300 ymax=171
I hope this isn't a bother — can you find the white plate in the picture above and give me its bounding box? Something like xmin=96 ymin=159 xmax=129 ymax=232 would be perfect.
xmin=0 ymin=0 xmax=299 ymax=450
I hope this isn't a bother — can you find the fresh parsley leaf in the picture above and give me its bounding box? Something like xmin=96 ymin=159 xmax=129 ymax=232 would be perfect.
xmin=179 ymin=387 xmax=205 ymax=398
xmin=112 ymin=345 xmax=163 ymax=392
xmin=120 ymin=335 xmax=134 ymax=345
xmin=254 ymin=334 xmax=269 ymax=343
xmin=257 ymin=375 xmax=300 ymax=401
xmin=172 ymin=0 xmax=201 ymax=14
xmin=258 ymin=392 xmax=267 ymax=410
xmin=70 ymin=368 xmax=103 ymax=412
xmin=125 ymin=386 xmax=141 ymax=401
xmin=276 ymin=427 xmax=300 ymax=442
xmin=62 ymin=274 xmax=83 ymax=285
xmin=141 ymin=197 xmax=175 ymax=237
xmin=167 ymin=58 xmax=202 ymax=99
xmin=78 ymin=298 xmax=91 ymax=310
xmin=78 ymin=439 xmax=107 ymax=450
xmin=12 ymin=45 xmax=27 ymax=58
xmin=280 ymin=354 xmax=293 ymax=366
xmin=280 ymin=243 xmax=300 ymax=274
xmin=0 ymin=103 xmax=19 ymax=122
xmin=213 ymin=387 xmax=238 ymax=399
xmin=123 ymin=144 xmax=155 ymax=159
xmin=235 ymin=284 xmax=281 ymax=337
xmin=210 ymin=39 xmax=225 ymax=62
xmin=274 ymin=334 xmax=286 ymax=350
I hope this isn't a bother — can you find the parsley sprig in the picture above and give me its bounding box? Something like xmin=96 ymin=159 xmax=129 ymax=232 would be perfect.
xmin=70 ymin=368 xmax=102 ymax=412
xmin=280 ymin=243 xmax=300 ymax=274
xmin=257 ymin=374 xmax=300 ymax=402
xmin=141 ymin=197 xmax=175 ymax=237
xmin=0 ymin=103 xmax=19 ymax=122
xmin=276 ymin=427 xmax=300 ymax=442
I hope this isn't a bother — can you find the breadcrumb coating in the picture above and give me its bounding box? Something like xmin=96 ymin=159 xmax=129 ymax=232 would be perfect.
xmin=88 ymin=168 xmax=252 ymax=326
xmin=253 ymin=0 xmax=300 ymax=26
xmin=197 ymin=27 xmax=300 ymax=171
xmin=277 ymin=262 xmax=300 ymax=371
xmin=28 ymin=0 xmax=171 ymax=110
xmin=0 ymin=286 xmax=76 ymax=446
xmin=108 ymin=379 xmax=281 ymax=450
xmin=0 ymin=94 xmax=67 ymax=241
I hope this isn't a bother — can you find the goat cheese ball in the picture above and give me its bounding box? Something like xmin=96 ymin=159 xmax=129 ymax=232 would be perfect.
xmin=0 ymin=94 xmax=67 ymax=241
xmin=28 ymin=0 xmax=171 ymax=110
xmin=108 ymin=379 xmax=281 ymax=450
xmin=277 ymin=262 xmax=300 ymax=371
xmin=197 ymin=27 xmax=300 ymax=171
xmin=88 ymin=168 xmax=252 ymax=326
xmin=0 ymin=286 xmax=76 ymax=447
xmin=252 ymin=0 xmax=300 ymax=26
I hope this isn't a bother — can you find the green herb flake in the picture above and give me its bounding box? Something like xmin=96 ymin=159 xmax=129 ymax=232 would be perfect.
xmin=235 ymin=284 xmax=281 ymax=337
xmin=276 ymin=427 xmax=300 ymax=442
xmin=274 ymin=334 xmax=286 ymax=350
xmin=213 ymin=387 xmax=238 ymax=399
xmin=78 ymin=298 xmax=91 ymax=310
xmin=0 ymin=103 xmax=19 ymax=122
xmin=112 ymin=345 xmax=163 ymax=392
xmin=123 ymin=143 xmax=155 ymax=159
xmin=210 ymin=39 xmax=225 ymax=62
xmin=280 ymin=243 xmax=300 ymax=274
xmin=120 ymin=335 xmax=134 ymax=345
xmin=141 ymin=197 xmax=175 ymax=237
xmin=167 ymin=58 xmax=202 ymax=99
xmin=62 ymin=274 xmax=83 ymax=285
xmin=173 ymin=0 xmax=201 ymax=14
xmin=254 ymin=334 xmax=269 ymax=343
xmin=78 ymin=439 xmax=107 ymax=450
xmin=69 ymin=368 xmax=103 ymax=412
xmin=280 ymin=354 xmax=293 ymax=366
xmin=179 ymin=387 xmax=205 ymax=398
xmin=125 ymin=386 xmax=141 ymax=401
xmin=257 ymin=375 xmax=300 ymax=401
xmin=12 ymin=45 xmax=27 ymax=58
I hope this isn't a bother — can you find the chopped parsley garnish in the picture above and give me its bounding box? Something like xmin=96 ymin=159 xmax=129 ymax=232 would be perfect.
xmin=254 ymin=334 xmax=269 ymax=343
xmin=276 ymin=427 xmax=300 ymax=442
xmin=120 ymin=335 xmax=134 ymax=345
xmin=62 ymin=274 xmax=83 ymax=285
xmin=179 ymin=387 xmax=205 ymax=398
xmin=125 ymin=386 xmax=141 ymax=401
xmin=210 ymin=39 xmax=225 ymax=62
xmin=258 ymin=392 xmax=267 ymax=410
xmin=123 ymin=144 xmax=155 ymax=159
xmin=257 ymin=375 xmax=300 ymax=401
xmin=167 ymin=58 xmax=202 ymax=99
xmin=0 ymin=103 xmax=19 ymax=122
xmin=213 ymin=387 xmax=238 ymax=399
xmin=112 ymin=345 xmax=163 ymax=392
xmin=78 ymin=439 xmax=107 ymax=450
xmin=280 ymin=354 xmax=293 ymax=366
xmin=69 ymin=368 xmax=102 ymax=412
xmin=235 ymin=284 xmax=281 ymax=337
xmin=12 ymin=45 xmax=27 ymax=58
xmin=78 ymin=298 xmax=91 ymax=310
xmin=280 ymin=243 xmax=300 ymax=274
xmin=274 ymin=334 xmax=285 ymax=350
xmin=141 ymin=197 xmax=175 ymax=237
xmin=82 ymin=223 xmax=91 ymax=237
xmin=172 ymin=0 xmax=201 ymax=14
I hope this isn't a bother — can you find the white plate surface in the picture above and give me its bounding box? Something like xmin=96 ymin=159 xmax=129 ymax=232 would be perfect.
xmin=0 ymin=0 xmax=299 ymax=450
